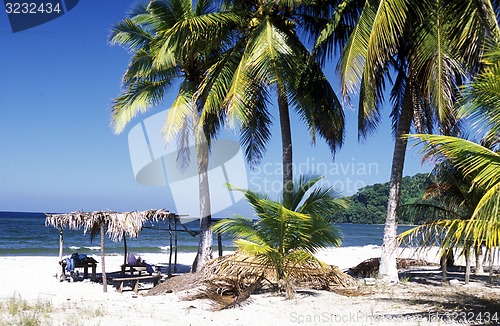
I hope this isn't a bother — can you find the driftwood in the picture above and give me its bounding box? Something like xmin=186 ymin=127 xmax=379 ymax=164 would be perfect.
xmin=348 ymin=257 xmax=439 ymax=277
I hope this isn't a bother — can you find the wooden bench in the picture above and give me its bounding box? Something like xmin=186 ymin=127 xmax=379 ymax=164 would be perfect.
xmin=113 ymin=274 xmax=161 ymax=293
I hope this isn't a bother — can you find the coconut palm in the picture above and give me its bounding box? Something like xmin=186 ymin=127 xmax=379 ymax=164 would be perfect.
xmin=399 ymin=161 xmax=486 ymax=282
xmin=110 ymin=0 xmax=240 ymax=270
xmin=315 ymin=0 xmax=499 ymax=282
xmin=400 ymin=44 xmax=500 ymax=276
xmin=213 ymin=176 xmax=347 ymax=297
xmin=200 ymin=1 xmax=345 ymax=204
xmin=405 ymin=135 xmax=500 ymax=247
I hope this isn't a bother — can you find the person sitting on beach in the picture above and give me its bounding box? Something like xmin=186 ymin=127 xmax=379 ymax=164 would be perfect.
xmin=127 ymin=253 xmax=154 ymax=274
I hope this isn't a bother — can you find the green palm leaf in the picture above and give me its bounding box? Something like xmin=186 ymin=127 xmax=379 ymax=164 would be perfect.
xmin=214 ymin=176 xmax=344 ymax=294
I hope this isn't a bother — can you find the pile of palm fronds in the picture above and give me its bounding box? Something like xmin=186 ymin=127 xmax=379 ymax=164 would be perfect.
xmin=182 ymin=253 xmax=359 ymax=310
xmin=194 ymin=274 xmax=265 ymax=311
xmin=203 ymin=253 xmax=358 ymax=291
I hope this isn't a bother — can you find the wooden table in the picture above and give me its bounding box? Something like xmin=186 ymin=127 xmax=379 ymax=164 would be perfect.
xmin=60 ymin=258 xmax=98 ymax=282
xmin=120 ymin=264 xmax=148 ymax=277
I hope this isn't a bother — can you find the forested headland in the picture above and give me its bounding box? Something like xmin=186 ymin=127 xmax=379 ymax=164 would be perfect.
xmin=331 ymin=173 xmax=430 ymax=225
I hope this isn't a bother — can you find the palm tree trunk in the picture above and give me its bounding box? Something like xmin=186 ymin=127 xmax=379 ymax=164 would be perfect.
xmin=475 ymin=244 xmax=484 ymax=274
xmin=465 ymin=246 xmax=471 ymax=284
xmin=488 ymin=248 xmax=493 ymax=284
xmin=441 ymin=250 xmax=448 ymax=285
xmin=379 ymin=98 xmax=413 ymax=283
xmin=191 ymin=109 xmax=213 ymax=272
xmin=277 ymin=83 xmax=293 ymax=204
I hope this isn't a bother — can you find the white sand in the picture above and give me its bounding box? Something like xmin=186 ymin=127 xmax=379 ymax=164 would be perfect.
xmin=0 ymin=247 xmax=494 ymax=325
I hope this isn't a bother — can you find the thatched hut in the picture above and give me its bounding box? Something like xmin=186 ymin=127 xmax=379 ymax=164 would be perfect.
xmin=45 ymin=209 xmax=177 ymax=292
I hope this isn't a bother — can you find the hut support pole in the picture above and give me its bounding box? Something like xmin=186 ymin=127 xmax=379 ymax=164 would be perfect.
xmin=58 ymin=227 xmax=64 ymax=261
xmin=168 ymin=219 xmax=173 ymax=277
xmin=58 ymin=227 xmax=64 ymax=282
xmin=123 ymin=232 xmax=127 ymax=266
xmin=174 ymin=217 xmax=178 ymax=272
xmin=100 ymin=224 xmax=107 ymax=292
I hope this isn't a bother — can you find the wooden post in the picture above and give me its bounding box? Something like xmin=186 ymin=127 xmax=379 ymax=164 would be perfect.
xmin=58 ymin=226 xmax=64 ymax=282
xmin=168 ymin=218 xmax=172 ymax=277
xmin=174 ymin=217 xmax=178 ymax=272
xmin=100 ymin=223 xmax=107 ymax=292
xmin=123 ymin=232 xmax=127 ymax=266
xmin=58 ymin=226 xmax=64 ymax=261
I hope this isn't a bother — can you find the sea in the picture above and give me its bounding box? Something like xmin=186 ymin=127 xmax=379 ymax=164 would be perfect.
xmin=0 ymin=211 xmax=415 ymax=256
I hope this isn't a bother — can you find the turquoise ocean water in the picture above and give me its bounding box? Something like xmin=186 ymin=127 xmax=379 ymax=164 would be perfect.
xmin=0 ymin=211 xmax=414 ymax=256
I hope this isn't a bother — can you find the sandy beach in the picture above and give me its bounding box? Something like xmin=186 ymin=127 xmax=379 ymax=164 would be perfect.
xmin=0 ymin=247 xmax=498 ymax=325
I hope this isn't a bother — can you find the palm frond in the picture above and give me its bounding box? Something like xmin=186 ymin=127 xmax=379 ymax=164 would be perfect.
xmin=109 ymin=19 xmax=153 ymax=52
xmin=162 ymin=83 xmax=194 ymax=143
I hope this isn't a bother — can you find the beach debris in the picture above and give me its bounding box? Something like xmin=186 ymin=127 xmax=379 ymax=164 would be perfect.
xmin=348 ymin=258 xmax=439 ymax=278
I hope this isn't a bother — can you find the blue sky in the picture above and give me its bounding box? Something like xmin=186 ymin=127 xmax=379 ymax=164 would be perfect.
xmin=0 ymin=1 xmax=432 ymax=214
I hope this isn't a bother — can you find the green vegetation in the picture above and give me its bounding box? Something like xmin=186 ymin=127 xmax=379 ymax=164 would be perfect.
xmin=318 ymin=0 xmax=498 ymax=282
xmin=398 ymin=41 xmax=500 ymax=281
xmin=214 ymin=176 xmax=346 ymax=298
xmin=0 ymin=296 xmax=52 ymax=326
xmin=331 ymin=173 xmax=430 ymax=224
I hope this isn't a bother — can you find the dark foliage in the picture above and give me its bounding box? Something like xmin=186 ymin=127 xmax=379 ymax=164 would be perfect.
xmin=331 ymin=173 xmax=431 ymax=224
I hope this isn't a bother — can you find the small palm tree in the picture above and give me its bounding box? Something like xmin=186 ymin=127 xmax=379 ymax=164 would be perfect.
xmin=399 ymin=161 xmax=485 ymax=283
xmin=213 ymin=176 xmax=347 ymax=297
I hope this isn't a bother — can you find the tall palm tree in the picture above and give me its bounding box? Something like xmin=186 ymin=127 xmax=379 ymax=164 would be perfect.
xmin=315 ymin=0 xmax=499 ymax=282
xmin=402 ymin=43 xmax=500 ymax=275
xmin=110 ymin=0 xmax=240 ymax=270
xmin=200 ymin=1 xmax=345 ymax=204
xmin=213 ymin=176 xmax=347 ymax=297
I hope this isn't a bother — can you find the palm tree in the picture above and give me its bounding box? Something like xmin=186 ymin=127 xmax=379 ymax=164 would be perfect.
xmin=405 ymin=135 xmax=500 ymax=245
xmin=213 ymin=176 xmax=347 ymax=297
xmin=315 ymin=0 xmax=499 ymax=282
xmin=399 ymin=161 xmax=486 ymax=283
xmin=401 ymin=44 xmax=500 ymax=280
xmin=110 ymin=0 xmax=240 ymax=270
xmin=199 ymin=1 xmax=345 ymax=204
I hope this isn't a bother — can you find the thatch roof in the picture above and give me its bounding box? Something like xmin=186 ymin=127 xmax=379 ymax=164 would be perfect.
xmin=45 ymin=209 xmax=177 ymax=242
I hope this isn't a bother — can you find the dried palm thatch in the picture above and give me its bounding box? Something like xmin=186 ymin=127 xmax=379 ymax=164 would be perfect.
xmin=46 ymin=209 xmax=177 ymax=293
xmin=203 ymin=253 xmax=358 ymax=291
xmin=199 ymin=274 xmax=265 ymax=311
xmin=45 ymin=209 xmax=176 ymax=241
